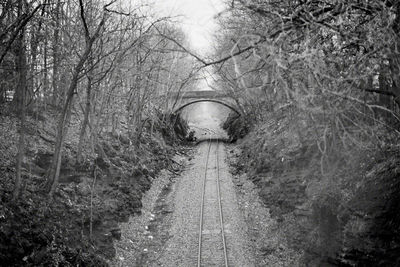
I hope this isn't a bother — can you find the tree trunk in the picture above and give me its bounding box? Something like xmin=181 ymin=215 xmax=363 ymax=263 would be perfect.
xmin=12 ymin=0 xmax=27 ymax=201
xmin=52 ymin=0 xmax=61 ymax=104
xmin=29 ymin=23 xmax=39 ymax=103
xmin=43 ymin=24 xmax=49 ymax=103
xmin=47 ymin=52 xmax=91 ymax=196
xmin=389 ymin=2 xmax=400 ymax=108
xmin=77 ymin=72 xmax=92 ymax=164
xmin=47 ymin=11 xmax=106 ymax=197
xmin=46 ymin=73 xmax=76 ymax=197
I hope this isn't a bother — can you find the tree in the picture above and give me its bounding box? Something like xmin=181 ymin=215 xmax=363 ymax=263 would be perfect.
xmin=0 ymin=0 xmax=198 ymax=198
xmin=12 ymin=0 xmax=28 ymax=201
xmin=211 ymin=0 xmax=400 ymax=264
xmin=46 ymin=0 xmax=109 ymax=196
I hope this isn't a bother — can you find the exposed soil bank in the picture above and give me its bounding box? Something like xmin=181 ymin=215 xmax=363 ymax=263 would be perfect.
xmin=112 ymin=150 xmax=192 ymax=266
xmin=0 ymin=106 xmax=191 ymax=266
xmin=222 ymin=112 xmax=251 ymax=143
xmin=227 ymin=144 xmax=301 ymax=266
xmin=225 ymin=109 xmax=400 ymax=266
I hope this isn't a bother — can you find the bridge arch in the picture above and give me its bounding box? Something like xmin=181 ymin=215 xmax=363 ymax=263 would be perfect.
xmin=173 ymin=99 xmax=241 ymax=115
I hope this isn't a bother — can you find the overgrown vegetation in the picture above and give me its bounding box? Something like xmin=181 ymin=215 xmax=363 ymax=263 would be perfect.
xmin=229 ymin=107 xmax=400 ymax=265
xmin=216 ymin=0 xmax=400 ymax=265
xmin=222 ymin=112 xmax=252 ymax=142
xmin=0 ymin=104 xmax=190 ymax=266
xmin=0 ymin=0 xmax=196 ymax=265
xmin=3 ymin=0 xmax=400 ymax=265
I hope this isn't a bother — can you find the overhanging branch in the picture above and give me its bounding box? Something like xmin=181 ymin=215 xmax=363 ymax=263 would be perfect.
xmin=155 ymin=26 xmax=265 ymax=68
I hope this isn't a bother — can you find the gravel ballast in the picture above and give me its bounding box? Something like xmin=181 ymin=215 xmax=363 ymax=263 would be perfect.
xmin=112 ymin=140 xmax=271 ymax=266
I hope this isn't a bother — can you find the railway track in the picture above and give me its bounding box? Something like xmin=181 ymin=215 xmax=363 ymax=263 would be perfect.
xmin=197 ymin=139 xmax=229 ymax=267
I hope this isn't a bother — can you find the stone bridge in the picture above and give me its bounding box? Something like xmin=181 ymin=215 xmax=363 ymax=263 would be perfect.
xmin=168 ymin=90 xmax=240 ymax=115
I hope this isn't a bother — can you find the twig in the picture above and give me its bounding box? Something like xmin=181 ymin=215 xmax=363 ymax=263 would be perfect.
xmin=89 ymin=166 xmax=98 ymax=241
xmin=316 ymin=125 xmax=328 ymax=176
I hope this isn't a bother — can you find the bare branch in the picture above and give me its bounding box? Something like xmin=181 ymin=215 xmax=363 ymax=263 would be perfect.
xmin=155 ymin=26 xmax=265 ymax=68
xmin=78 ymin=0 xmax=90 ymax=40
xmin=0 ymin=3 xmax=43 ymax=65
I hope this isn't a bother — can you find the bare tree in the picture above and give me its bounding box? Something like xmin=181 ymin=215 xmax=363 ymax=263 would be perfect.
xmin=12 ymin=0 xmax=28 ymax=201
xmin=46 ymin=0 xmax=109 ymax=196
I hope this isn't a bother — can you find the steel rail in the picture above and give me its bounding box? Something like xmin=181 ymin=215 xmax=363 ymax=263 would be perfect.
xmin=197 ymin=138 xmax=212 ymax=267
xmin=215 ymin=139 xmax=229 ymax=267
xmin=197 ymin=139 xmax=229 ymax=267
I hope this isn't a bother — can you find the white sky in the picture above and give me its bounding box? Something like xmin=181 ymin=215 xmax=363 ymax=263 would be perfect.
xmin=153 ymin=0 xmax=226 ymax=55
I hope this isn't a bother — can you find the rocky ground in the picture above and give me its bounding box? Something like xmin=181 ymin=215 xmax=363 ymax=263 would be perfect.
xmin=227 ymin=144 xmax=302 ymax=266
xmin=113 ymin=137 xmax=302 ymax=266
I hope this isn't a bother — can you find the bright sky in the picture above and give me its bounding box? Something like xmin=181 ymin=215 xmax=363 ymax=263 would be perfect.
xmin=154 ymin=0 xmax=225 ymax=55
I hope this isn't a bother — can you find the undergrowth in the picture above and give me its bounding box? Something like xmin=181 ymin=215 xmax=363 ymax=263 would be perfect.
xmin=0 ymin=105 xmax=190 ymax=266
xmin=222 ymin=112 xmax=252 ymax=142
xmin=227 ymin=107 xmax=400 ymax=266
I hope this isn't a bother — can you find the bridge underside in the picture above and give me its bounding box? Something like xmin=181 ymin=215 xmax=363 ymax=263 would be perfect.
xmin=174 ymin=99 xmax=240 ymax=115
xmin=169 ymin=91 xmax=240 ymax=115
